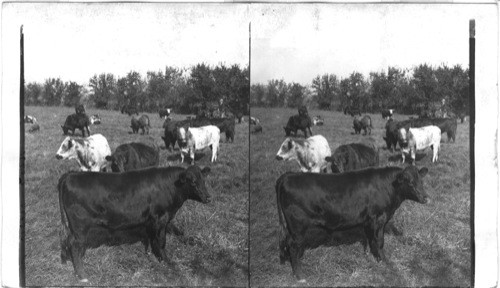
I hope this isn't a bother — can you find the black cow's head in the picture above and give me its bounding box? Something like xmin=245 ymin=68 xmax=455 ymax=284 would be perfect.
xmin=105 ymin=154 xmax=126 ymax=172
xmin=394 ymin=166 xmax=429 ymax=204
xmin=178 ymin=166 xmax=211 ymax=204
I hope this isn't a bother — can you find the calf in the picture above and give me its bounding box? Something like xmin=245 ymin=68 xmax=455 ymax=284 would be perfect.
xmin=398 ymin=125 xmax=441 ymax=164
xmin=56 ymin=134 xmax=111 ymax=172
xmin=325 ymin=143 xmax=379 ymax=173
xmin=284 ymin=115 xmax=313 ymax=138
xmin=61 ymin=113 xmax=91 ymax=137
xmin=159 ymin=108 xmax=171 ymax=119
xmin=177 ymin=125 xmax=220 ymax=164
xmin=275 ymin=135 xmax=331 ymax=173
xmin=75 ymin=104 xmax=85 ymax=115
xmin=24 ymin=115 xmax=37 ymax=124
xmin=131 ymin=115 xmax=151 ymax=134
xmin=353 ymin=115 xmax=372 ymax=135
xmin=251 ymin=124 xmax=263 ymax=134
xmin=89 ymin=114 xmax=101 ymax=125
xmin=277 ymin=165 xmax=429 ymax=281
xmin=58 ymin=165 xmax=211 ymax=282
xmin=105 ymin=142 xmax=159 ymax=172
xmin=312 ymin=116 xmax=324 ymax=126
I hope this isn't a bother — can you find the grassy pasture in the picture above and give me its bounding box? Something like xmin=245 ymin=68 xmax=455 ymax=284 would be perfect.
xmin=249 ymin=107 xmax=471 ymax=287
xmin=24 ymin=106 xmax=249 ymax=286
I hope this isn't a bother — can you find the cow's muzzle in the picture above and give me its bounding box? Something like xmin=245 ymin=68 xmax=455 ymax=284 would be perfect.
xmin=56 ymin=154 xmax=63 ymax=160
xmin=276 ymin=155 xmax=283 ymax=161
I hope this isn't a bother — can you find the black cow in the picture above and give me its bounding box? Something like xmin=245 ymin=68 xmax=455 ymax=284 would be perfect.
xmin=75 ymin=104 xmax=85 ymax=115
xmin=121 ymin=105 xmax=139 ymax=116
xmin=325 ymin=143 xmax=379 ymax=173
xmin=276 ymin=165 xmax=429 ymax=281
xmin=161 ymin=119 xmax=191 ymax=151
xmin=284 ymin=115 xmax=313 ymax=138
xmin=61 ymin=113 xmax=91 ymax=137
xmin=343 ymin=106 xmax=362 ymax=117
xmin=381 ymin=109 xmax=394 ymax=120
xmin=58 ymin=165 xmax=211 ymax=282
xmin=131 ymin=115 xmax=151 ymax=134
xmin=159 ymin=108 xmax=171 ymax=118
xmin=192 ymin=117 xmax=235 ymax=143
xmin=428 ymin=118 xmax=457 ymax=142
xmin=353 ymin=115 xmax=372 ymax=135
xmin=105 ymin=142 xmax=159 ymax=172
xmin=251 ymin=124 xmax=263 ymax=134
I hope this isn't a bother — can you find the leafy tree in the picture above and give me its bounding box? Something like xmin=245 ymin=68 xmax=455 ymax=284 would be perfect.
xmin=251 ymin=83 xmax=266 ymax=107
xmin=89 ymin=73 xmax=116 ymax=109
xmin=312 ymin=74 xmax=340 ymax=110
xmin=25 ymin=82 xmax=43 ymax=106
xmin=63 ymin=81 xmax=82 ymax=107
xmin=287 ymin=82 xmax=305 ymax=108
xmin=43 ymin=78 xmax=65 ymax=106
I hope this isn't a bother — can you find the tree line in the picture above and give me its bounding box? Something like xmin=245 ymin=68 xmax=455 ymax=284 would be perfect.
xmin=25 ymin=63 xmax=249 ymax=116
xmin=251 ymin=64 xmax=469 ymax=117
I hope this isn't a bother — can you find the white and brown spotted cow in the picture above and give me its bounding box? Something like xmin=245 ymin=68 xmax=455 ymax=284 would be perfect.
xmin=177 ymin=125 xmax=220 ymax=164
xmin=275 ymin=135 xmax=331 ymax=173
xmin=398 ymin=125 xmax=441 ymax=164
xmin=56 ymin=134 xmax=111 ymax=171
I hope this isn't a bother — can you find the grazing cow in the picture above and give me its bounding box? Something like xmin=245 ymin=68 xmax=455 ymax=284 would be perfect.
xmin=284 ymin=115 xmax=313 ymax=138
xmin=398 ymin=125 xmax=441 ymax=164
xmin=381 ymin=109 xmax=394 ymax=120
xmin=250 ymin=116 xmax=260 ymax=125
xmin=343 ymin=106 xmax=362 ymax=117
xmin=28 ymin=123 xmax=40 ymax=133
xmin=162 ymin=119 xmax=191 ymax=151
xmin=325 ymin=143 xmax=379 ymax=173
xmin=177 ymin=125 xmax=220 ymax=164
xmin=159 ymin=108 xmax=171 ymax=119
xmin=428 ymin=118 xmax=457 ymax=142
xmin=275 ymin=135 xmax=331 ymax=173
xmin=89 ymin=114 xmax=101 ymax=125
xmin=121 ymin=105 xmax=139 ymax=116
xmin=56 ymin=134 xmax=111 ymax=172
xmin=105 ymin=142 xmax=159 ymax=172
xmin=312 ymin=116 xmax=324 ymax=126
xmin=251 ymin=124 xmax=263 ymax=134
xmin=58 ymin=165 xmax=211 ymax=282
xmin=24 ymin=115 xmax=37 ymax=124
xmin=131 ymin=115 xmax=151 ymax=135
xmin=75 ymin=104 xmax=85 ymax=115
xmin=276 ymin=165 xmax=429 ymax=281
xmin=298 ymin=105 xmax=308 ymax=117
xmin=61 ymin=113 xmax=91 ymax=137
xmin=236 ymin=112 xmax=244 ymax=124
xmin=353 ymin=115 xmax=372 ymax=135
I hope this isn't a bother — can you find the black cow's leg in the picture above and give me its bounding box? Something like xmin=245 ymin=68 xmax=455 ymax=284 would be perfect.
xmin=69 ymin=244 xmax=88 ymax=282
xmin=289 ymin=242 xmax=305 ymax=281
xmin=166 ymin=222 xmax=184 ymax=236
xmin=364 ymin=221 xmax=382 ymax=262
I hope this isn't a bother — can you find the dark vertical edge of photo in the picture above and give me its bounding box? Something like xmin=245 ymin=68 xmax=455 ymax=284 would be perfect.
xmin=19 ymin=24 xmax=26 ymax=287
xmin=468 ymin=18 xmax=475 ymax=285
xmin=247 ymin=20 xmax=251 ymax=288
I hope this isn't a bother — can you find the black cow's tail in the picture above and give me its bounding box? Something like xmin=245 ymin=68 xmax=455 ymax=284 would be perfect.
xmin=58 ymin=172 xmax=72 ymax=264
xmin=276 ymin=173 xmax=290 ymax=264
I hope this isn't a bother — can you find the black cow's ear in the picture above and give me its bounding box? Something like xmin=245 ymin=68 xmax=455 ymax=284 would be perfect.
xmin=419 ymin=167 xmax=429 ymax=177
xmin=201 ymin=167 xmax=211 ymax=176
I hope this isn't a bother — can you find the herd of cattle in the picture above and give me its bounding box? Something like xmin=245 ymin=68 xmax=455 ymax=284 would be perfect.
xmin=25 ymin=104 xmax=247 ymax=283
xmin=271 ymin=106 xmax=459 ymax=282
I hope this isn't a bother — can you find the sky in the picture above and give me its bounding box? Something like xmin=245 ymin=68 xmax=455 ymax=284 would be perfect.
xmin=251 ymin=3 xmax=497 ymax=85
xmin=2 ymin=3 xmax=250 ymax=85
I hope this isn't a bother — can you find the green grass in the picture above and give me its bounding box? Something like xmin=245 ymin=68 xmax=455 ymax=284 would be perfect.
xmin=249 ymin=107 xmax=471 ymax=287
xmin=24 ymin=106 xmax=249 ymax=286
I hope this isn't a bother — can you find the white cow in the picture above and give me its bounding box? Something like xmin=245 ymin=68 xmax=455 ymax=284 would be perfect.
xmin=275 ymin=135 xmax=331 ymax=173
xmin=398 ymin=125 xmax=441 ymax=164
xmin=56 ymin=134 xmax=111 ymax=172
xmin=178 ymin=125 xmax=220 ymax=164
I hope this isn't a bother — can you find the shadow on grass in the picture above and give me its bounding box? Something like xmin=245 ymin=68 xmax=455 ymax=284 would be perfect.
xmin=166 ymin=152 xmax=207 ymax=162
xmin=388 ymin=153 xmax=427 ymax=163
